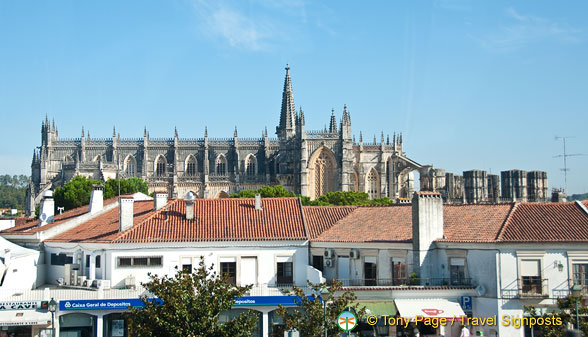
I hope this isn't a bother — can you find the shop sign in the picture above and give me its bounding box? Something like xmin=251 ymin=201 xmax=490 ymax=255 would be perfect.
xmin=0 ymin=301 xmax=46 ymax=311
xmin=233 ymin=296 xmax=301 ymax=307
xmin=59 ymin=299 xmax=160 ymax=311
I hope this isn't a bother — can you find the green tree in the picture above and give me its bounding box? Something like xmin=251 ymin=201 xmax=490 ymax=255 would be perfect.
xmin=0 ymin=174 xmax=29 ymax=209
xmin=230 ymin=185 xmax=296 ymax=198
xmin=275 ymin=281 xmax=365 ymax=337
xmin=54 ymin=176 xmax=150 ymax=211
xmin=126 ymin=260 xmax=258 ymax=337
xmin=525 ymin=295 xmax=588 ymax=336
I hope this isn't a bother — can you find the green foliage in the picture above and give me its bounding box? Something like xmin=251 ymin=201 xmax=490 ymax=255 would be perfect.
xmin=54 ymin=176 xmax=149 ymax=211
xmin=275 ymin=280 xmax=366 ymax=337
xmin=126 ymin=260 xmax=257 ymax=337
xmin=525 ymin=296 xmax=588 ymax=336
xmin=0 ymin=174 xmax=29 ymax=209
xmin=569 ymin=193 xmax=588 ymax=201
xmin=230 ymin=186 xmax=394 ymax=206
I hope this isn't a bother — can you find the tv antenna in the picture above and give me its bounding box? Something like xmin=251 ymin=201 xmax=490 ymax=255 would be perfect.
xmin=553 ymin=136 xmax=585 ymax=194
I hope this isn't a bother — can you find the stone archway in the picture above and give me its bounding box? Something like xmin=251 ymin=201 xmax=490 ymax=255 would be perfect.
xmin=215 ymin=191 xmax=229 ymax=199
xmin=308 ymin=147 xmax=337 ymax=200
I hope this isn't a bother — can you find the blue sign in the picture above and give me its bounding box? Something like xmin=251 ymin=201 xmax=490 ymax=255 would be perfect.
xmin=59 ymin=298 xmax=161 ymax=311
xmin=233 ymin=296 xmax=300 ymax=307
xmin=460 ymin=296 xmax=472 ymax=311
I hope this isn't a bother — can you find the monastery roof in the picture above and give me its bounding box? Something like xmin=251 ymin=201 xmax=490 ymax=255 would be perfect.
xmin=45 ymin=197 xmax=307 ymax=243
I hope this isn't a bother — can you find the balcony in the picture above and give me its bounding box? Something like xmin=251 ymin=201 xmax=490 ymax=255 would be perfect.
xmin=328 ymin=278 xmax=474 ymax=288
xmin=518 ymin=277 xmax=549 ymax=298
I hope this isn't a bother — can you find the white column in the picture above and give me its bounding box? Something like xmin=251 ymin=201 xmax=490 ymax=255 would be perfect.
xmin=96 ymin=313 xmax=104 ymax=337
xmin=89 ymin=252 xmax=96 ymax=280
xmin=262 ymin=310 xmax=269 ymax=337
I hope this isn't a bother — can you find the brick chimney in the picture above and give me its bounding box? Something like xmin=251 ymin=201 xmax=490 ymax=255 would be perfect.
xmin=412 ymin=191 xmax=443 ymax=279
xmin=154 ymin=193 xmax=168 ymax=210
xmin=38 ymin=190 xmax=55 ymax=227
xmin=89 ymin=185 xmax=104 ymax=214
xmin=185 ymin=192 xmax=196 ymax=220
xmin=119 ymin=197 xmax=134 ymax=232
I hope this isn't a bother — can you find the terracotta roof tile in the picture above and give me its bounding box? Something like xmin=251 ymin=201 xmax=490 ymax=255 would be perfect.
xmin=312 ymin=206 xmax=413 ymax=243
xmin=303 ymin=206 xmax=356 ymax=239
xmin=1 ymin=197 xmax=118 ymax=236
xmin=441 ymin=204 xmax=514 ymax=242
xmin=47 ymin=197 xmax=306 ymax=243
xmin=497 ymin=202 xmax=588 ymax=242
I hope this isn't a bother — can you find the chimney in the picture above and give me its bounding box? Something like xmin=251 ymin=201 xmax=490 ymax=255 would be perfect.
xmin=38 ymin=190 xmax=55 ymax=227
xmin=154 ymin=193 xmax=168 ymax=210
xmin=412 ymin=191 xmax=443 ymax=280
xmin=89 ymin=185 xmax=104 ymax=214
xmin=119 ymin=197 xmax=134 ymax=232
xmin=254 ymin=193 xmax=263 ymax=211
xmin=185 ymin=192 xmax=196 ymax=220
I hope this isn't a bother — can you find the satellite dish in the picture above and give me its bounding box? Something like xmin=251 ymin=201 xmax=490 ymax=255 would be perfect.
xmin=475 ymin=285 xmax=486 ymax=296
xmin=40 ymin=213 xmax=47 ymax=221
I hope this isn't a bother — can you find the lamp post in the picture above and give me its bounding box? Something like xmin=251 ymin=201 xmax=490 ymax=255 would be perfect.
xmin=316 ymin=287 xmax=329 ymax=337
xmin=48 ymin=298 xmax=57 ymax=337
xmin=571 ymin=284 xmax=582 ymax=330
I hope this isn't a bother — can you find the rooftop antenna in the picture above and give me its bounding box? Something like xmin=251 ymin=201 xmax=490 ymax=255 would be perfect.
xmin=554 ymin=136 xmax=585 ymax=194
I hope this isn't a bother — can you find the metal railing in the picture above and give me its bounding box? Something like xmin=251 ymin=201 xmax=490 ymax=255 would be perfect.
xmin=518 ymin=278 xmax=549 ymax=297
xmin=0 ymin=286 xmax=147 ymax=301
xmin=328 ymin=278 xmax=474 ymax=287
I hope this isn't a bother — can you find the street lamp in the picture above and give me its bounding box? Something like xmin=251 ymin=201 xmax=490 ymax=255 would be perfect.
xmin=48 ymin=298 xmax=57 ymax=337
xmin=316 ymin=287 xmax=329 ymax=337
xmin=571 ymin=284 xmax=582 ymax=330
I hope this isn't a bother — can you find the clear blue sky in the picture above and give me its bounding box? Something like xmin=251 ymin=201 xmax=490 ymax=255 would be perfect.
xmin=0 ymin=0 xmax=587 ymax=194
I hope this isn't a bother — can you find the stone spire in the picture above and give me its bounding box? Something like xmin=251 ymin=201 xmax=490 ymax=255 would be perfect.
xmin=277 ymin=64 xmax=296 ymax=139
xmin=113 ymin=126 xmax=117 ymax=138
xmin=81 ymin=127 xmax=85 ymax=138
xmin=329 ymin=109 xmax=337 ymax=134
xmin=174 ymin=127 xmax=179 ymax=139
xmin=299 ymin=107 xmax=305 ymax=125
xmin=234 ymin=126 xmax=238 ymax=138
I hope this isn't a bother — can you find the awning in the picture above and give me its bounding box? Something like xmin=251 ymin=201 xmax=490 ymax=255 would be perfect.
xmin=395 ymin=299 xmax=466 ymax=321
xmin=353 ymin=301 xmax=397 ymax=317
xmin=0 ymin=310 xmax=52 ymax=327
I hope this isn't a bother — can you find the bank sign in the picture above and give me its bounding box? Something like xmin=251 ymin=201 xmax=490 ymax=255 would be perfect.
xmin=59 ymin=299 xmax=161 ymax=311
xmin=0 ymin=301 xmax=46 ymax=311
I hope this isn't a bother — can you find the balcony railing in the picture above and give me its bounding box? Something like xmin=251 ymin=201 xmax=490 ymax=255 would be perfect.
xmin=328 ymin=278 xmax=474 ymax=287
xmin=518 ymin=278 xmax=549 ymax=297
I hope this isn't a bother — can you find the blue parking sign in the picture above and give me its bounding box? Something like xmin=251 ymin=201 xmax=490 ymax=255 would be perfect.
xmin=461 ymin=296 xmax=472 ymax=311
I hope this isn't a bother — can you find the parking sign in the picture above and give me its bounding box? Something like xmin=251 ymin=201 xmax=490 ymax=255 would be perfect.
xmin=461 ymin=296 xmax=472 ymax=311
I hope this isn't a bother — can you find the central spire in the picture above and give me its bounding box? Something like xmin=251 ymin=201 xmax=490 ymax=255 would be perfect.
xmin=277 ymin=64 xmax=296 ymax=139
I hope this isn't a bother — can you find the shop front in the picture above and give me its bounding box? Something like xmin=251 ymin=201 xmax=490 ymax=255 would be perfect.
xmin=0 ymin=301 xmax=52 ymax=337
xmin=394 ymin=299 xmax=466 ymax=337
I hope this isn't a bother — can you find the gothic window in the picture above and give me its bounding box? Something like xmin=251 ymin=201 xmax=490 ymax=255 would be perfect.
xmin=64 ymin=155 xmax=74 ymax=164
xmin=155 ymin=156 xmax=166 ymax=177
xmin=366 ymin=168 xmax=380 ymax=199
xmin=310 ymin=148 xmax=336 ymax=199
xmin=185 ymin=155 xmax=197 ymax=176
xmin=125 ymin=155 xmax=136 ymax=177
xmin=245 ymin=155 xmax=256 ymax=176
xmin=216 ymin=155 xmax=227 ymax=175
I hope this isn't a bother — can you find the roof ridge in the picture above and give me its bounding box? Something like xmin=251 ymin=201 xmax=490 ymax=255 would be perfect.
xmin=114 ymin=199 xmax=178 ymax=242
xmin=495 ymin=202 xmax=520 ymax=241
xmin=574 ymin=200 xmax=588 ymax=216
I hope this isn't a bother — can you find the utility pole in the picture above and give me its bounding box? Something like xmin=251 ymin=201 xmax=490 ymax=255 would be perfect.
xmin=554 ymin=136 xmax=585 ymax=194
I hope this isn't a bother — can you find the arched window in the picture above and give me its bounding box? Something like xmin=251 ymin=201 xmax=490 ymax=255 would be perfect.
xmin=185 ymin=155 xmax=197 ymax=176
xmin=245 ymin=155 xmax=256 ymax=176
xmin=310 ymin=147 xmax=336 ymax=199
xmin=155 ymin=156 xmax=166 ymax=177
xmin=366 ymin=168 xmax=380 ymax=199
xmin=125 ymin=155 xmax=136 ymax=177
xmin=215 ymin=155 xmax=227 ymax=175
xmin=351 ymin=171 xmax=359 ymax=192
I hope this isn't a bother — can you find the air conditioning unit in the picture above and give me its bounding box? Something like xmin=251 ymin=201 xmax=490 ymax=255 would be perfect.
xmin=350 ymin=249 xmax=360 ymax=259
xmin=77 ymin=276 xmax=87 ymax=287
xmin=325 ymin=259 xmax=334 ymax=268
xmin=64 ymin=264 xmax=80 ymax=286
xmin=83 ymin=279 xmax=94 ymax=288
xmin=125 ymin=275 xmax=136 ymax=289
xmin=323 ymin=249 xmax=335 ymax=259
xmin=96 ymin=279 xmax=111 ymax=290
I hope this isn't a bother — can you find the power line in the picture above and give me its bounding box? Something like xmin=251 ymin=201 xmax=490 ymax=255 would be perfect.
xmin=553 ymin=136 xmax=585 ymax=194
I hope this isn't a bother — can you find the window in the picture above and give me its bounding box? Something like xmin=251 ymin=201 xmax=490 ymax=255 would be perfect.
xmin=185 ymin=155 xmax=197 ymax=176
xmin=277 ymin=257 xmax=293 ymax=285
xmin=364 ymin=256 xmax=377 ymax=286
xmin=573 ymin=263 xmax=588 ymax=292
xmin=181 ymin=257 xmax=193 ymax=273
xmin=117 ymin=256 xmax=162 ymax=268
xmin=392 ymin=259 xmax=407 ymax=285
xmin=520 ymin=259 xmax=542 ymax=295
xmin=246 ymin=155 xmax=256 ymax=176
xmin=221 ymin=261 xmax=237 ymax=285
xmin=312 ymin=255 xmax=324 ymax=272
xmin=50 ymin=253 xmax=73 ymax=266
xmin=125 ymin=155 xmax=136 ymax=177
xmin=155 ymin=156 xmax=166 ymax=177
xmin=86 ymin=255 xmax=90 ymax=267
xmin=366 ymin=168 xmax=379 ymax=199
xmin=96 ymin=255 xmax=101 ymax=268
xmin=450 ymin=258 xmax=467 ymax=285
xmin=216 ymin=155 xmax=227 ymax=175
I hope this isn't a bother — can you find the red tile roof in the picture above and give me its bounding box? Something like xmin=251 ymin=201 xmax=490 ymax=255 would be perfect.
xmin=312 ymin=205 xmax=413 ymax=243
xmin=496 ymin=201 xmax=588 ymax=242
xmin=441 ymin=204 xmax=514 ymax=242
xmin=303 ymin=206 xmax=356 ymax=239
xmin=1 ymin=197 xmax=118 ymax=236
xmin=47 ymin=197 xmax=307 ymax=243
